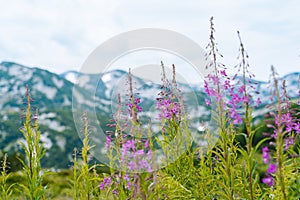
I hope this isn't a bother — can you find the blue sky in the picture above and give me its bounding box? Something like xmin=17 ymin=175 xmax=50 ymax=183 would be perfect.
xmin=0 ymin=0 xmax=299 ymax=81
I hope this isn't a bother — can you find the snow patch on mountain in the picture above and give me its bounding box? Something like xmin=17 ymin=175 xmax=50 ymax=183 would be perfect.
xmin=15 ymin=138 xmax=27 ymax=151
xmin=39 ymin=119 xmax=66 ymax=132
xmin=63 ymin=95 xmax=71 ymax=106
xmin=52 ymin=76 xmax=64 ymax=88
xmin=78 ymin=75 xmax=93 ymax=90
xmin=8 ymin=65 xmax=33 ymax=81
xmin=63 ymin=71 xmax=79 ymax=83
xmin=33 ymin=82 xmax=57 ymax=99
xmin=73 ymin=88 xmax=94 ymax=107
xmin=0 ymin=64 xmax=7 ymax=72
xmin=8 ymin=64 xmax=23 ymax=77
xmin=0 ymin=80 xmax=9 ymax=93
xmin=102 ymin=73 xmax=112 ymax=82
xmin=55 ymin=135 xmax=66 ymax=151
xmin=41 ymin=132 xmax=53 ymax=149
xmin=39 ymin=112 xmax=56 ymax=120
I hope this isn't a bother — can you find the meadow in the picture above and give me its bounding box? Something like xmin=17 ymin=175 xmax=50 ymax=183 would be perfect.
xmin=1 ymin=18 xmax=300 ymax=200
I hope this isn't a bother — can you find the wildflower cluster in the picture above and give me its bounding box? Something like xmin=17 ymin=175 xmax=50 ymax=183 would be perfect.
xmin=5 ymin=18 xmax=300 ymax=200
xmin=128 ymin=97 xmax=142 ymax=116
xmin=100 ymin=69 xmax=157 ymax=199
xmin=261 ymin=146 xmax=277 ymax=186
xmin=258 ymin=67 xmax=300 ymax=200
xmin=120 ymin=139 xmax=153 ymax=172
xmin=157 ymin=99 xmax=179 ymax=120
xmin=157 ymin=63 xmax=183 ymax=121
xmin=99 ymin=175 xmax=119 ymax=197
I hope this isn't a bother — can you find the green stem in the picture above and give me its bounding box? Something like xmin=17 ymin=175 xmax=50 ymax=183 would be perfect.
xmin=272 ymin=66 xmax=287 ymax=200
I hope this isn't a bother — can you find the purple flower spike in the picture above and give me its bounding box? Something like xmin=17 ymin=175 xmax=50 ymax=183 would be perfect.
xmin=103 ymin=177 xmax=112 ymax=186
xmin=99 ymin=182 xmax=105 ymax=190
xmin=262 ymin=176 xmax=275 ymax=186
xmin=294 ymin=122 xmax=300 ymax=134
xmin=267 ymin=163 xmax=277 ymax=174
xmin=128 ymin=97 xmax=142 ymax=116
xmin=238 ymin=85 xmax=245 ymax=94
xmin=124 ymin=173 xmax=130 ymax=181
xmin=157 ymin=99 xmax=180 ymax=120
xmin=144 ymin=140 xmax=150 ymax=149
xmin=262 ymin=146 xmax=269 ymax=164
xmin=224 ymin=80 xmax=230 ymax=90
xmin=284 ymin=137 xmax=295 ymax=150
xmin=204 ymin=81 xmax=211 ymax=96
xmin=126 ymin=181 xmax=131 ymax=190
xmin=220 ymin=70 xmax=227 ymax=77
xmin=128 ymin=161 xmax=135 ymax=171
xmin=205 ymin=99 xmax=211 ymax=106
xmin=256 ymin=98 xmax=262 ymax=105
xmin=233 ymin=114 xmax=243 ymax=124
xmin=136 ymin=149 xmax=144 ymax=156
xmin=112 ymin=189 xmax=119 ymax=196
xmin=105 ymin=135 xmax=112 ymax=149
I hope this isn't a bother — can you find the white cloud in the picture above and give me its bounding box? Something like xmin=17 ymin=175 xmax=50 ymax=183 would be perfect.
xmin=0 ymin=0 xmax=299 ymax=80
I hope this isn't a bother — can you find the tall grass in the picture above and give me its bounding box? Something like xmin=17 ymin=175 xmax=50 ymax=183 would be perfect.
xmin=18 ymin=85 xmax=47 ymax=200
xmin=1 ymin=153 xmax=16 ymax=200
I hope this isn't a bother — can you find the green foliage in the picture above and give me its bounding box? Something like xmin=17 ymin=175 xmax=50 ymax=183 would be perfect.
xmin=18 ymin=86 xmax=47 ymax=200
xmin=71 ymin=113 xmax=101 ymax=200
xmin=0 ymin=154 xmax=17 ymax=200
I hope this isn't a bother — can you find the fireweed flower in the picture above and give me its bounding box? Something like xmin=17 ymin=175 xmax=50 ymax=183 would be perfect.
xmin=157 ymin=99 xmax=180 ymax=120
xmin=227 ymin=90 xmax=244 ymax=125
xmin=99 ymin=176 xmax=113 ymax=190
xmin=144 ymin=139 xmax=149 ymax=149
xmin=262 ymin=176 xmax=275 ymax=187
xmin=128 ymin=161 xmax=135 ymax=171
xmin=209 ymin=74 xmax=220 ymax=85
xmin=121 ymin=147 xmax=153 ymax=172
xmin=99 ymin=183 xmax=105 ymax=190
xmin=220 ymin=69 xmax=227 ymax=76
xmin=101 ymin=69 xmax=156 ymax=198
xmin=204 ymin=74 xmax=228 ymax=105
xmin=294 ymin=122 xmax=300 ymax=134
xmin=224 ymin=79 xmax=231 ymax=90
xmin=204 ymin=64 xmax=250 ymax=125
xmin=267 ymin=163 xmax=277 ymax=174
xmin=284 ymin=137 xmax=294 ymax=150
xmin=135 ymin=149 xmax=144 ymax=156
xmin=121 ymin=139 xmax=136 ymax=163
xmin=124 ymin=173 xmax=130 ymax=181
xmin=232 ymin=111 xmax=242 ymax=124
xmin=256 ymin=97 xmax=262 ymax=106
xmin=262 ymin=163 xmax=277 ymax=186
xmin=238 ymin=85 xmax=245 ymax=94
xmin=126 ymin=181 xmax=131 ymax=190
xmin=99 ymin=173 xmax=135 ymax=193
xmin=105 ymin=134 xmax=112 ymax=149
xmin=103 ymin=177 xmax=112 ymax=185
xmin=128 ymin=97 xmax=142 ymax=114
xmin=261 ymin=146 xmax=278 ymax=186
xmin=262 ymin=146 xmax=269 ymax=164
xmin=205 ymin=99 xmax=211 ymax=106
xmin=112 ymin=189 xmax=119 ymax=196
xmin=204 ymin=80 xmax=211 ymax=96
xmin=261 ymin=68 xmax=298 ymax=193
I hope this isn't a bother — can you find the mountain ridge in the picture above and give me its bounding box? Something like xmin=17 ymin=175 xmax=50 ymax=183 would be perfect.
xmin=0 ymin=61 xmax=299 ymax=169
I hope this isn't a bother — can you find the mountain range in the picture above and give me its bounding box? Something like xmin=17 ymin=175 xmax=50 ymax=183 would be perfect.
xmin=0 ymin=61 xmax=299 ymax=169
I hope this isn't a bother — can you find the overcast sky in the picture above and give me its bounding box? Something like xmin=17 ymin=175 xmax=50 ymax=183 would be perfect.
xmin=0 ymin=0 xmax=299 ymax=81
